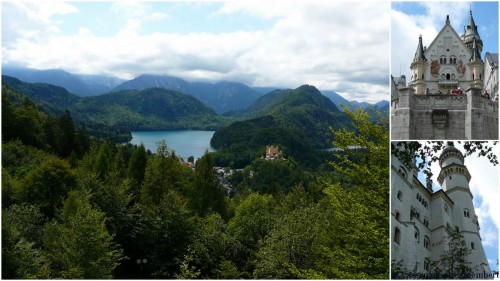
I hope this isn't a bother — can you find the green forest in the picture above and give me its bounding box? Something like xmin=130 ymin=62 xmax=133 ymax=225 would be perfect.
xmin=2 ymin=84 xmax=389 ymax=279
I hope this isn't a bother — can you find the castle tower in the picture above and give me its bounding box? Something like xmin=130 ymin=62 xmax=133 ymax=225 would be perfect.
xmin=462 ymin=8 xmax=483 ymax=54
xmin=468 ymin=37 xmax=484 ymax=89
xmin=436 ymin=147 xmax=491 ymax=274
xmin=410 ymin=35 xmax=428 ymax=95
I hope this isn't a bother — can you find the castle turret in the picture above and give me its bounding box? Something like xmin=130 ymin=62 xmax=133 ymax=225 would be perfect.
xmin=436 ymin=147 xmax=491 ymax=275
xmin=462 ymin=8 xmax=483 ymax=54
xmin=468 ymin=37 xmax=484 ymax=88
xmin=411 ymin=35 xmax=428 ymax=95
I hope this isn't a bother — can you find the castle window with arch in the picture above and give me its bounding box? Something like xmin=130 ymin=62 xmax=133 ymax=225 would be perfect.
xmin=464 ymin=209 xmax=470 ymax=218
xmin=394 ymin=227 xmax=401 ymax=244
xmin=471 ymin=242 xmax=475 ymax=250
xmin=424 ymin=236 xmax=430 ymax=250
xmin=423 ymin=217 xmax=429 ymax=227
xmin=444 ymin=204 xmax=449 ymax=213
xmin=397 ymin=191 xmax=403 ymax=201
xmin=395 ymin=211 xmax=401 ymax=222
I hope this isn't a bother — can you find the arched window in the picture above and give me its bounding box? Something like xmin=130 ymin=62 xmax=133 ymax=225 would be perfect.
xmin=451 ymin=73 xmax=455 ymax=79
xmin=455 ymin=226 xmax=460 ymax=233
xmin=414 ymin=226 xmax=420 ymax=243
xmin=446 ymin=222 xmax=451 ymax=229
xmin=397 ymin=191 xmax=403 ymax=201
xmin=394 ymin=227 xmax=401 ymax=244
xmin=423 ymin=217 xmax=429 ymax=227
xmin=471 ymin=242 xmax=475 ymax=250
xmin=444 ymin=204 xmax=449 ymax=213
xmin=464 ymin=209 xmax=470 ymax=218
xmin=441 ymin=74 xmax=445 ymax=80
xmin=446 ymin=73 xmax=450 ymax=80
xmin=424 ymin=236 xmax=430 ymax=250
xmin=395 ymin=211 xmax=401 ymax=222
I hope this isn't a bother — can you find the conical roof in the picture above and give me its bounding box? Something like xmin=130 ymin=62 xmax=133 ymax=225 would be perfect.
xmin=463 ymin=8 xmax=481 ymax=44
xmin=470 ymin=37 xmax=482 ymax=61
xmin=413 ymin=35 xmax=426 ymax=62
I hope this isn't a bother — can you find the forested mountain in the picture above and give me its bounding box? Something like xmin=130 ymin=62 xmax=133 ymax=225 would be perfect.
xmin=3 ymin=67 xmax=388 ymax=115
xmin=2 ymin=67 xmax=123 ymax=96
xmin=2 ymin=76 xmax=231 ymax=138
xmin=111 ymin=74 xmax=262 ymax=114
xmin=240 ymin=84 xmax=351 ymax=148
xmin=321 ymin=90 xmax=389 ymax=111
xmin=211 ymin=85 xmax=354 ymax=168
xmin=2 ymin=75 xmax=80 ymax=111
xmin=72 ymin=88 xmax=230 ymax=131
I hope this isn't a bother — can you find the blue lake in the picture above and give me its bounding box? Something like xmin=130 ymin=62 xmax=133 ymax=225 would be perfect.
xmin=129 ymin=130 xmax=216 ymax=160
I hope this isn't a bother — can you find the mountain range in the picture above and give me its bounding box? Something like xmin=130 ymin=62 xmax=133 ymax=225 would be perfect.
xmin=2 ymin=75 xmax=231 ymax=134
xmin=2 ymin=67 xmax=388 ymax=114
xmin=2 ymin=67 xmax=124 ymax=97
xmin=112 ymin=74 xmax=263 ymax=114
xmin=3 ymin=75 xmax=388 ymax=168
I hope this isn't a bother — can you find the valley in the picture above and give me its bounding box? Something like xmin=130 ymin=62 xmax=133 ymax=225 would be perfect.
xmin=1 ymin=70 xmax=389 ymax=279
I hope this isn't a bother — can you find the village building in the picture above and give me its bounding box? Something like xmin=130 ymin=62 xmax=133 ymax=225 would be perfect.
xmin=391 ymin=146 xmax=491 ymax=276
xmin=391 ymin=10 xmax=498 ymax=139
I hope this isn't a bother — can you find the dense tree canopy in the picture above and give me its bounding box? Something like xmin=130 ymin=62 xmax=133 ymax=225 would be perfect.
xmin=2 ymin=83 xmax=391 ymax=279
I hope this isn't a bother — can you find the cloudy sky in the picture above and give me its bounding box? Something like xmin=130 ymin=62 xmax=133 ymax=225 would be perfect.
xmin=392 ymin=1 xmax=498 ymax=82
xmin=417 ymin=142 xmax=499 ymax=273
xmin=1 ymin=1 xmax=390 ymax=103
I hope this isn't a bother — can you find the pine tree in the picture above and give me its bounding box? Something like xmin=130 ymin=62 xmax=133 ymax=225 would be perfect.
xmin=43 ymin=190 xmax=124 ymax=279
xmin=127 ymin=144 xmax=147 ymax=186
xmin=190 ymin=152 xmax=229 ymax=219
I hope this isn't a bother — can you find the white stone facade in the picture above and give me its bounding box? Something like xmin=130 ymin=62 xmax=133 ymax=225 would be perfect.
xmin=391 ymin=146 xmax=491 ymax=276
xmin=484 ymin=52 xmax=498 ymax=101
xmin=391 ymin=11 xmax=498 ymax=140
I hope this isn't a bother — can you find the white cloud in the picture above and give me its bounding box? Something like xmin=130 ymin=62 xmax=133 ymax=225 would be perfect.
xmin=2 ymin=1 xmax=389 ymax=102
xmin=2 ymin=1 xmax=78 ymax=44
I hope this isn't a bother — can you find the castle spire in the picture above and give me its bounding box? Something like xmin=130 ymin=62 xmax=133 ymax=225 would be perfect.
xmin=470 ymin=37 xmax=482 ymax=61
xmin=462 ymin=6 xmax=483 ymax=53
xmin=413 ymin=35 xmax=426 ymax=62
